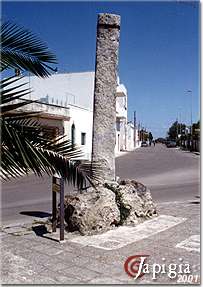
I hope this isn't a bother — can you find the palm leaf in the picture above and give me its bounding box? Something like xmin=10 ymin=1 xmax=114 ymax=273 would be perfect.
xmin=1 ymin=117 xmax=100 ymax=188
xmin=1 ymin=76 xmax=101 ymax=189
xmin=1 ymin=21 xmax=57 ymax=77
xmin=0 ymin=76 xmax=32 ymax=115
xmin=0 ymin=23 xmax=100 ymax=189
xmin=0 ymin=76 xmax=40 ymax=117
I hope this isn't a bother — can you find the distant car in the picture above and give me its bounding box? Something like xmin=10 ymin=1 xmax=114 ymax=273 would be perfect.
xmin=141 ymin=141 xmax=148 ymax=147
xmin=166 ymin=141 xmax=177 ymax=148
xmin=156 ymin=138 xmax=166 ymax=144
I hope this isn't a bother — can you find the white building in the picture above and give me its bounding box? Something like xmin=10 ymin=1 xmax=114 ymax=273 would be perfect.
xmin=115 ymin=83 xmax=127 ymax=152
xmin=18 ymin=72 xmax=139 ymax=159
xmin=126 ymin=122 xmax=141 ymax=151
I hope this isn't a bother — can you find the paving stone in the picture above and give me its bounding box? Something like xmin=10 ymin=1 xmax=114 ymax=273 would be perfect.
xmin=44 ymin=260 xmax=74 ymax=272
xmin=86 ymin=276 xmax=126 ymax=284
xmin=92 ymin=253 xmax=127 ymax=265
xmin=30 ymin=275 xmax=59 ymax=284
xmin=31 ymin=244 xmax=64 ymax=256
xmin=57 ymin=266 xmax=101 ymax=281
xmin=0 ymin=232 xmax=9 ymax=238
xmin=87 ymin=260 xmax=123 ymax=276
xmin=54 ymin=253 xmax=92 ymax=268
xmin=52 ymin=274 xmax=86 ymax=284
xmin=1 ymin=275 xmax=34 ymax=285
xmin=1 ymin=199 xmax=200 ymax=284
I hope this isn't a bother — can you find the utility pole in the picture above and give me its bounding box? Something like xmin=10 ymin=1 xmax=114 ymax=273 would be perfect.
xmin=138 ymin=121 xmax=140 ymax=145
xmin=140 ymin=122 xmax=143 ymax=142
xmin=179 ymin=109 xmax=182 ymax=147
xmin=133 ymin=111 xmax=136 ymax=148
xmin=176 ymin=117 xmax=178 ymax=141
xmin=187 ymin=90 xmax=193 ymax=151
xmin=187 ymin=90 xmax=193 ymax=128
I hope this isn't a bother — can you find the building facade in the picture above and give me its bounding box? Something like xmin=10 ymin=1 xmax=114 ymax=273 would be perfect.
xmin=17 ymin=72 xmax=139 ymax=159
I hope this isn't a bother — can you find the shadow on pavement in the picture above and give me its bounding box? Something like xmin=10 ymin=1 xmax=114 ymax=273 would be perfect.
xmin=188 ymin=201 xmax=200 ymax=205
xmin=20 ymin=211 xmax=51 ymax=218
xmin=32 ymin=224 xmax=59 ymax=243
xmin=20 ymin=211 xmax=60 ymax=243
xmin=32 ymin=224 xmax=49 ymax=236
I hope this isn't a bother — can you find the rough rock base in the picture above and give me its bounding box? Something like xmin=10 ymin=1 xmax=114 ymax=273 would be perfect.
xmin=58 ymin=179 xmax=158 ymax=235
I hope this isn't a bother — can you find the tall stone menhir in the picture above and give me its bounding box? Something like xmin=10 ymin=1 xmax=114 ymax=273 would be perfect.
xmin=60 ymin=13 xmax=157 ymax=236
xmin=92 ymin=13 xmax=121 ymax=181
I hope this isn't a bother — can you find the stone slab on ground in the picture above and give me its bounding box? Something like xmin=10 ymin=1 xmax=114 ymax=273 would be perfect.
xmin=176 ymin=235 xmax=200 ymax=253
xmin=69 ymin=215 xmax=186 ymax=250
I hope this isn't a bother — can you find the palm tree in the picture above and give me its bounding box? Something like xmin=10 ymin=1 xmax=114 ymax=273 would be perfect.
xmin=1 ymin=21 xmax=57 ymax=77
xmin=0 ymin=21 xmax=99 ymax=189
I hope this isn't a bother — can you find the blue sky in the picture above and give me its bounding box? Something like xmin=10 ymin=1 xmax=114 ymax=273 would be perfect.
xmin=2 ymin=1 xmax=200 ymax=138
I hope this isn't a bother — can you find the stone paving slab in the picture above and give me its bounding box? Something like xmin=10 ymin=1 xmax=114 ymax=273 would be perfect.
xmin=69 ymin=215 xmax=186 ymax=250
xmin=176 ymin=235 xmax=200 ymax=253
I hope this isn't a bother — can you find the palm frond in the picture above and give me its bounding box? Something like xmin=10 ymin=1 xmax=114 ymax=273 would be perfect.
xmin=0 ymin=24 xmax=100 ymax=189
xmin=0 ymin=76 xmax=32 ymax=115
xmin=1 ymin=21 xmax=57 ymax=77
xmin=1 ymin=117 xmax=101 ymax=188
xmin=0 ymin=76 xmax=101 ymax=188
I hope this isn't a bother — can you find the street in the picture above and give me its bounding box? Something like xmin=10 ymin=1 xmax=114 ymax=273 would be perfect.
xmin=1 ymin=144 xmax=200 ymax=225
xmin=116 ymin=144 xmax=200 ymax=202
xmin=1 ymin=2 xmax=200 ymax=284
xmin=1 ymin=144 xmax=200 ymax=284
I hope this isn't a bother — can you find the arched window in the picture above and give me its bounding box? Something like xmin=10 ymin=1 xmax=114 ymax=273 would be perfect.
xmin=71 ymin=123 xmax=76 ymax=148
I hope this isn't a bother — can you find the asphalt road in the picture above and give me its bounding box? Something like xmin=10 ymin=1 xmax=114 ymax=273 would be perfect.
xmin=116 ymin=144 xmax=200 ymax=203
xmin=1 ymin=144 xmax=200 ymax=225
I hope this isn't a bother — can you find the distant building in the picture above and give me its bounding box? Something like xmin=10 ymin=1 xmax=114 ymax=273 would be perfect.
xmin=126 ymin=122 xmax=140 ymax=151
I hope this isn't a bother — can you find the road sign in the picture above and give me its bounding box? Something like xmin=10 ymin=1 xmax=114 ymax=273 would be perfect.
xmin=52 ymin=176 xmax=65 ymax=241
xmin=52 ymin=182 xmax=60 ymax=193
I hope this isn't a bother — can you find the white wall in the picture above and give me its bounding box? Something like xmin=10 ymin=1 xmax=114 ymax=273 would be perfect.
xmin=64 ymin=105 xmax=93 ymax=160
xmin=19 ymin=72 xmax=129 ymax=158
xmin=23 ymin=72 xmax=127 ymax=115
xmin=24 ymin=72 xmax=95 ymax=110
xmin=116 ymin=96 xmax=127 ymax=119
xmin=135 ymin=129 xmax=141 ymax=148
xmin=115 ymin=131 xmax=120 ymax=153
xmin=126 ymin=123 xmax=134 ymax=151
xmin=126 ymin=124 xmax=141 ymax=151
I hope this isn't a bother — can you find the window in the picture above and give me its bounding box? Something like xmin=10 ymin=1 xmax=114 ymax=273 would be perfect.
xmin=116 ymin=121 xmax=120 ymax=131
xmin=81 ymin=132 xmax=86 ymax=145
xmin=71 ymin=123 xmax=75 ymax=147
xmin=40 ymin=126 xmax=60 ymax=139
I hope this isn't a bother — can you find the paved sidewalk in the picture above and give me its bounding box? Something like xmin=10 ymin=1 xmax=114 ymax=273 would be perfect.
xmin=177 ymin=147 xmax=200 ymax=157
xmin=1 ymin=200 xmax=200 ymax=285
xmin=115 ymin=145 xmax=141 ymax=158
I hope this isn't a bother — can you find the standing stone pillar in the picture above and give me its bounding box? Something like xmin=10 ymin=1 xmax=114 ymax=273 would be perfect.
xmin=92 ymin=13 xmax=121 ymax=182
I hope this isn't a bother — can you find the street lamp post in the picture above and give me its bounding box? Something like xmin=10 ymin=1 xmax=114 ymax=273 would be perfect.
xmin=134 ymin=111 xmax=136 ymax=148
xmin=176 ymin=117 xmax=178 ymax=143
xmin=178 ymin=108 xmax=182 ymax=148
xmin=186 ymin=90 xmax=193 ymax=151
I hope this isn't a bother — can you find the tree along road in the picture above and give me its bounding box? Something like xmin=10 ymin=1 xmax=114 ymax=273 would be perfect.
xmin=1 ymin=144 xmax=200 ymax=225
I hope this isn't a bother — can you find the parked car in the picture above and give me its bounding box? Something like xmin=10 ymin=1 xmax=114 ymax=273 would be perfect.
xmin=141 ymin=141 xmax=148 ymax=147
xmin=156 ymin=138 xmax=166 ymax=144
xmin=166 ymin=141 xmax=177 ymax=148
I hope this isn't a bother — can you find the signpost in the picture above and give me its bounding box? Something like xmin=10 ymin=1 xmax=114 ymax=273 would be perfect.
xmin=52 ymin=175 xmax=65 ymax=242
xmin=59 ymin=177 xmax=64 ymax=241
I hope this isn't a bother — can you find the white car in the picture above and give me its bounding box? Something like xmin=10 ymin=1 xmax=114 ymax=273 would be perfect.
xmin=141 ymin=141 xmax=148 ymax=147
